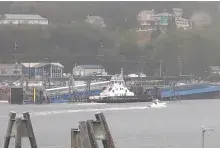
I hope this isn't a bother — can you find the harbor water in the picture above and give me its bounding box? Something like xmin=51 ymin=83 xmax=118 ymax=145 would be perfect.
xmin=0 ymin=99 xmax=220 ymax=148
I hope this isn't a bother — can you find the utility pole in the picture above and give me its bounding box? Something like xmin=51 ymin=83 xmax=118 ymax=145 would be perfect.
xmin=68 ymin=75 xmax=72 ymax=101
xmin=178 ymin=56 xmax=183 ymax=76
xmin=96 ymin=55 xmax=104 ymax=75
xmin=28 ymin=62 xmax=30 ymax=81
xmin=12 ymin=42 xmax=20 ymax=83
xmin=13 ymin=42 xmax=18 ymax=61
xmin=159 ymin=60 xmax=163 ymax=77
xmin=139 ymin=56 xmax=146 ymax=74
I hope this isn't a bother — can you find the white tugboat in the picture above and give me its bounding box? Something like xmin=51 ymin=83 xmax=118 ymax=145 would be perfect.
xmin=89 ymin=68 xmax=154 ymax=103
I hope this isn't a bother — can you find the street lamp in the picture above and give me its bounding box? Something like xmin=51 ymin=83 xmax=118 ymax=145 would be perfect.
xmin=201 ymin=126 xmax=214 ymax=148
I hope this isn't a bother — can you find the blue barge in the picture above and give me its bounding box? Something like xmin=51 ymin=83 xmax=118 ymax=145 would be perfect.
xmin=23 ymin=83 xmax=220 ymax=104
xmin=161 ymin=83 xmax=220 ymax=100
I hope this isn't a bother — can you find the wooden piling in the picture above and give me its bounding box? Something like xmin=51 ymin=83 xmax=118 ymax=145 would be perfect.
xmin=91 ymin=121 xmax=105 ymax=140
xmin=79 ymin=121 xmax=93 ymax=148
xmin=15 ymin=118 xmax=22 ymax=148
xmin=3 ymin=111 xmax=16 ymax=148
xmin=95 ymin=113 xmax=115 ymax=148
xmin=23 ymin=112 xmax=38 ymax=148
xmin=71 ymin=128 xmax=82 ymax=148
xmin=86 ymin=120 xmax=99 ymax=148
xmin=3 ymin=112 xmax=37 ymax=148
xmin=3 ymin=112 xmax=114 ymax=148
xmin=71 ymin=112 xmax=115 ymax=148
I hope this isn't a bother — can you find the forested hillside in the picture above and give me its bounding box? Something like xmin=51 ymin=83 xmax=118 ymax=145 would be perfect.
xmin=0 ymin=2 xmax=219 ymax=75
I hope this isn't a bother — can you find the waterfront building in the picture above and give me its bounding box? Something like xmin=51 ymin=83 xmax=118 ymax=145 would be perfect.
xmin=0 ymin=63 xmax=22 ymax=77
xmin=72 ymin=65 xmax=106 ymax=77
xmin=21 ymin=62 xmax=64 ymax=79
xmin=0 ymin=14 xmax=48 ymax=25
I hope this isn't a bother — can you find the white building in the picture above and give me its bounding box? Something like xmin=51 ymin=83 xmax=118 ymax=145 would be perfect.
xmin=21 ymin=62 xmax=64 ymax=79
xmin=0 ymin=14 xmax=48 ymax=25
xmin=73 ymin=65 xmax=106 ymax=77
xmin=137 ymin=10 xmax=174 ymax=32
xmin=175 ymin=17 xmax=193 ymax=30
xmin=137 ymin=10 xmax=157 ymax=32
xmin=0 ymin=63 xmax=22 ymax=76
xmin=172 ymin=8 xmax=193 ymax=30
xmin=85 ymin=15 xmax=106 ymax=28
xmin=137 ymin=10 xmax=155 ymax=22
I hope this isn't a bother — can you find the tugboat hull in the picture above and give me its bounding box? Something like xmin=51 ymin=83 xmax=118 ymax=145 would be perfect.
xmin=89 ymin=95 xmax=153 ymax=103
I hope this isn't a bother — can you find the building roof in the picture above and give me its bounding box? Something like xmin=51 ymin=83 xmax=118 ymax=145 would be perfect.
xmin=0 ymin=63 xmax=22 ymax=66
xmin=87 ymin=15 xmax=104 ymax=21
xmin=154 ymin=12 xmax=173 ymax=17
xmin=75 ymin=65 xmax=103 ymax=69
xmin=21 ymin=63 xmax=39 ymax=68
xmin=1 ymin=14 xmax=47 ymax=20
xmin=210 ymin=66 xmax=220 ymax=71
xmin=21 ymin=63 xmax=64 ymax=68
xmin=175 ymin=17 xmax=191 ymax=22
xmin=138 ymin=10 xmax=155 ymax=15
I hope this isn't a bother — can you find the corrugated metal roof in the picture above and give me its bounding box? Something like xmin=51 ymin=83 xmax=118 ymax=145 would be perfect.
xmin=76 ymin=65 xmax=103 ymax=69
xmin=2 ymin=14 xmax=47 ymax=20
xmin=51 ymin=63 xmax=64 ymax=67
xmin=21 ymin=63 xmax=64 ymax=68
xmin=21 ymin=63 xmax=39 ymax=68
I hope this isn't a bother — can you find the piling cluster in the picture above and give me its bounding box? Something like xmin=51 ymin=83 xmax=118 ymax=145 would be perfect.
xmin=3 ymin=112 xmax=37 ymax=148
xmin=71 ymin=113 xmax=115 ymax=148
xmin=2 ymin=112 xmax=115 ymax=148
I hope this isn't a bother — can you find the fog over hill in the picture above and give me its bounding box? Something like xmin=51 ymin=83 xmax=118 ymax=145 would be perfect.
xmin=0 ymin=2 xmax=219 ymax=75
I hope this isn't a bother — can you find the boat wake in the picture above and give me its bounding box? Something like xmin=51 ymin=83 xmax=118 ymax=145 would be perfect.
xmin=147 ymin=102 xmax=167 ymax=108
xmin=76 ymin=103 xmax=107 ymax=106
xmin=30 ymin=104 xmax=167 ymax=117
xmin=0 ymin=103 xmax=167 ymax=118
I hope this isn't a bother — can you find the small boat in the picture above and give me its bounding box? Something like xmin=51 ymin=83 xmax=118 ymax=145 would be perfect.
xmin=147 ymin=99 xmax=167 ymax=108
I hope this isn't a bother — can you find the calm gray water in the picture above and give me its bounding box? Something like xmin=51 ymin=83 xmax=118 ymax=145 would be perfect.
xmin=0 ymin=99 xmax=220 ymax=148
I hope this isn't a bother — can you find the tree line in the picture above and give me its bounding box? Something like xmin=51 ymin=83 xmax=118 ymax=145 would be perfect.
xmin=0 ymin=22 xmax=219 ymax=76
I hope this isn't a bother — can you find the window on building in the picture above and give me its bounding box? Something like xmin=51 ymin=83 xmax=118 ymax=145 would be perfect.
xmin=51 ymin=65 xmax=62 ymax=78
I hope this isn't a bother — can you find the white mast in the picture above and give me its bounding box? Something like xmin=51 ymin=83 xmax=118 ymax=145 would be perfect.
xmin=120 ymin=67 xmax=123 ymax=76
